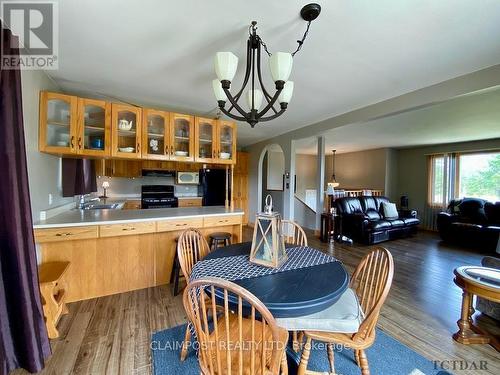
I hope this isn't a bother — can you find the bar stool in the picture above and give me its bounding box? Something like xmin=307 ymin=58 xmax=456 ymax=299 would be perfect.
xmin=170 ymin=238 xmax=184 ymax=296
xmin=209 ymin=232 xmax=232 ymax=251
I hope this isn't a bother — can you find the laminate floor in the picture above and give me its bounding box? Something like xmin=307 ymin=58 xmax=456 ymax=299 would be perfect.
xmin=16 ymin=229 xmax=500 ymax=375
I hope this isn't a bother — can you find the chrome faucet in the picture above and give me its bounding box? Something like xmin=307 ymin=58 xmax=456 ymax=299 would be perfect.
xmin=78 ymin=194 xmax=88 ymax=209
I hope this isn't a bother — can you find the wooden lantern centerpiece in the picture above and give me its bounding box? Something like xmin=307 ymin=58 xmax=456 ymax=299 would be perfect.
xmin=250 ymin=195 xmax=287 ymax=268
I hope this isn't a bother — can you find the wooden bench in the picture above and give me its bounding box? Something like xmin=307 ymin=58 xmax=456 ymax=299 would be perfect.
xmin=38 ymin=262 xmax=70 ymax=339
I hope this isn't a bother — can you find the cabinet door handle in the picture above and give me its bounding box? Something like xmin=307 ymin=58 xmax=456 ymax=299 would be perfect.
xmin=70 ymin=136 xmax=75 ymax=149
xmin=171 ymin=145 xmax=174 ymax=155
xmin=78 ymin=137 xmax=82 ymax=149
xmin=122 ymin=227 xmax=136 ymax=231
xmin=212 ymin=150 xmax=215 ymax=159
xmin=55 ymin=232 xmax=72 ymax=237
xmin=165 ymin=145 xmax=168 ymax=155
xmin=137 ymin=143 xmax=140 ymax=153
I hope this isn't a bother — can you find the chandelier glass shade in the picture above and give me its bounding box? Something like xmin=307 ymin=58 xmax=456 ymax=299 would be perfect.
xmin=212 ymin=3 xmax=321 ymax=127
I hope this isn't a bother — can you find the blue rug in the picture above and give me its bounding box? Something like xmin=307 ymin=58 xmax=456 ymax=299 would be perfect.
xmin=151 ymin=324 xmax=452 ymax=375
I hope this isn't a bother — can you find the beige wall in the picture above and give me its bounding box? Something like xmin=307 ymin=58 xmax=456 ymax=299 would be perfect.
xmin=397 ymin=138 xmax=500 ymax=214
xmin=21 ymin=70 xmax=73 ymax=220
xmin=325 ymin=148 xmax=387 ymax=191
xmin=295 ymin=154 xmax=318 ymax=199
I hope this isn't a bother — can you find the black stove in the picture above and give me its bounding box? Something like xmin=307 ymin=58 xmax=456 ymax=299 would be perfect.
xmin=141 ymin=185 xmax=178 ymax=209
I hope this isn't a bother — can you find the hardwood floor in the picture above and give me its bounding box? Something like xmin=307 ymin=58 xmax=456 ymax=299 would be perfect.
xmin=18 ymin=228 xmax=500 ymax=375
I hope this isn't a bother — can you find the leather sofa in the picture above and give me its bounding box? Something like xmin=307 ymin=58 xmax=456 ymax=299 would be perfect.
xmin=437 ymin=198 xmax=500 ymax=252
xmin=334 ymin=196 xmax=420 ymax=245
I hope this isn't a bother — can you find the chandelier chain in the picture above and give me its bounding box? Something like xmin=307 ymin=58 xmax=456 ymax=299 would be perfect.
xmin=292 ymin=21 xmax=311 ymax=57
xmin=258 ymin=36 xmax=272 ymax=57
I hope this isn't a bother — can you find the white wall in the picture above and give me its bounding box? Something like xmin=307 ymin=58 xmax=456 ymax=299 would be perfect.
xmin=21 ymin=70 xmax=73 ymax=220
xmin=295 ymin=154 xmax=318 ymax=200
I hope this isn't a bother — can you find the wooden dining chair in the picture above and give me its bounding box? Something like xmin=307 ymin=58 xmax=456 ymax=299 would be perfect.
xmin=281 ymin=220 xmax=308 ymax=246
xmin=183 ymin=277 xmax=289 ymax=375
xmin=178 ymin=228 xmax=211 ymax=361
xmin=280 ymin=220 xmax=307 ymax=350
xmin=297 ymin=247 xmax=394 ymax=375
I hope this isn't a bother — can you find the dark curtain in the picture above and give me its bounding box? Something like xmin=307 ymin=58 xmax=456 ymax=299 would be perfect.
xmin=62 ymin=158 xmax=97 ymax=197
xmin=0 ymin=26 xmax=51 ymax=374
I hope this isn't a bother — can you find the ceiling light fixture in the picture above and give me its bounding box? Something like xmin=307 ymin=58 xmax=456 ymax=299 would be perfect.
xmin=212 ymin=3 xmax=321 ymax=127
xmin=328 ymin=149 xmax=340 ymax=188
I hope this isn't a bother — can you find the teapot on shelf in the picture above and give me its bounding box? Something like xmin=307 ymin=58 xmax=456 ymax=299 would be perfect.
xmin=118 ymin=119 xmax=133 ymax=131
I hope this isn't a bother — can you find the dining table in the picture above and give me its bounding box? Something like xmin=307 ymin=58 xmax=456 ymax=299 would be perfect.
xmin=190 ymin=241 xmax=350 ymax=369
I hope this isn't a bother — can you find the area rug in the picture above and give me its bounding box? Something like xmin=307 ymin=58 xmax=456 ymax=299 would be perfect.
xmin=151 ymin=324 xmax=452 ymax=375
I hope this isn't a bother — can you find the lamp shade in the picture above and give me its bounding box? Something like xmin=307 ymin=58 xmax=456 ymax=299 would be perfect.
xmin=102 ymin=181 xmax=110 ymax=189
xmin=214 ymin=52 xmax=238 ymax=82
xmin=269 ymin=52 xmax=293 ymax=82
xmin=326 ymin=183 xmax=335 ymax=195
xmin=278 ymin=81 xmax=294 ymax=104
xmin=328 ymin=181 xmax=339 ymax=189
xmin=212 ymin=79 xmax=227 ymax=101
xmin=246 ymin=89 xmax=264 ymax=110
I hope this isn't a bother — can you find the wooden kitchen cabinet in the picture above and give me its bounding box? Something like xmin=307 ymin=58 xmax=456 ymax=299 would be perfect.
xmin=111 ymin=103 xmax=142 ymax=159
xmin=95 ymin=159 xmax=141 ymax=178
xmin=39 ymin=92 xmax=239 ymax=166
xmin=178 ymin=197 xmax=203 ymax=207
xmin=195 ymin=117 xmax=217 ymax=163
xmin=216 ymin=120 xmax=237 ymax=164
xmin=142 ymin=109 xmax=170 ymax=160
xmin=76 ymin=98 xmax=111 ymax=157
xmin=39 ymin=91 xmax=78 ymax=154
xmin=170 ymin=113 xmax=195 ymax=162
xmin=233 ymin=152 xmax=249 ymax=224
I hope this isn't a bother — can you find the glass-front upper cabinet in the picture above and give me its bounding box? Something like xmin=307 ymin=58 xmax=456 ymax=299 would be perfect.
xmin=195 ymin=117 xmax=216 ymax=162
xmin=170 ymin=113 xmax=194 ymax=161
xmin=39 ymin=91 xmax=78 ymax=154
xmin=142 ymin=109 xmax=170 ymax=160
xmin=216 ymin=120 xmax=237 ymax=164
xmin=77 ymin=98 xmax=110 ymax=156
xmin=111 ymin=104 xmax=142 ymax=158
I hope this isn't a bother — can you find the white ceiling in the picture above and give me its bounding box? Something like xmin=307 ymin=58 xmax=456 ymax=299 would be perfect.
xmin=47 ymin=0 xmax=500 ymax=146
xmin=294 ymin=87 xmax=500 ymax=154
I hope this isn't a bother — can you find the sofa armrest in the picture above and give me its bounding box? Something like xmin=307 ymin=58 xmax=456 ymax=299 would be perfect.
xmin=340 ymin=213 xmax=369 ymax=237
xmin=399 ymin=209 xmax=417 ymax=219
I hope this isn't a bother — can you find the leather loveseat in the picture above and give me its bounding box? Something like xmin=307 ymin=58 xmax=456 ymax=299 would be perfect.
xmin=437 ymin=198 xmax=500 ymax=252
xmin=334 ymin=196 xmax=420 ymax=245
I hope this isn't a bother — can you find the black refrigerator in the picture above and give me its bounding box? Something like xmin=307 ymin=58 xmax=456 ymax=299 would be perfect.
xmin=199 ymin=168 xmax=229 ymax=206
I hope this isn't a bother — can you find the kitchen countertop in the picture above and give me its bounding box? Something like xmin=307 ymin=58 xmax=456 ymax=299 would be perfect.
xmin=34 ymin=206 xmax=244 ymax=229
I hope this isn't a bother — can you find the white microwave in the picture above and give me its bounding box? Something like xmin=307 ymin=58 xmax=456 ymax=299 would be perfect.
xmin=177 ymin=171 xmax=199 ymax=185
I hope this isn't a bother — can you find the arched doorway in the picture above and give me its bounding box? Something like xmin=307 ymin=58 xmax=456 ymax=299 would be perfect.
xmin=257 ymin=144 xmax=285 ymax=215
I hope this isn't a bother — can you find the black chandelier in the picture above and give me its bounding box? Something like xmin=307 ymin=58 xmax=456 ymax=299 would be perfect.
xmin=212 ymin=3 xmax=321 ymax=127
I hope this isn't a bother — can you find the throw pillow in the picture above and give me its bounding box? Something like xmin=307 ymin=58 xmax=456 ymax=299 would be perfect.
xmin=382 ymin=202 xmax=399 ymax=220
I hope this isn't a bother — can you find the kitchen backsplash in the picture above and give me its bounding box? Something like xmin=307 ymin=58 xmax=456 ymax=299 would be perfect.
xmin=96 ymin=176 xmax=199 ymax=197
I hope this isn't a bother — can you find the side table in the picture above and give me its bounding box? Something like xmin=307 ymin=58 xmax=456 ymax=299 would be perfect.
xmin=453 ymin=266 xmax=500 ymax=351
xmin=320 ymin=213 xmax=336 ymax=242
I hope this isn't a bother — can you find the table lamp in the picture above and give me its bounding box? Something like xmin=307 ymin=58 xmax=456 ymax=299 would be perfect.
xmin=100 ymin=181 xmax=110 ymax=198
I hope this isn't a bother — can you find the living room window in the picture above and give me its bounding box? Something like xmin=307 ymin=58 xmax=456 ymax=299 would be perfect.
xmin=457 ymin=151 xmax=500 ymax=201
xmin=428 ymin=151 xmax=500 ymax=207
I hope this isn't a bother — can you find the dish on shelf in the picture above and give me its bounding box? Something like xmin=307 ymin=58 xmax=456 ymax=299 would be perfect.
xmin=119 ymin=147 xmax=135 ymax=153
xmin=174 ymin=150 xmax=188 ymax=156
xmin=56 ymin=141 xmax=69 ymax=147
xmin=220 ymin=152 xmax=231 ymax=159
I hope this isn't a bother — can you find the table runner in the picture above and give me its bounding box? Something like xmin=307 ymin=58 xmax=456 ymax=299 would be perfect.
xmin=190 ymin=246 xmax=338 ymax=283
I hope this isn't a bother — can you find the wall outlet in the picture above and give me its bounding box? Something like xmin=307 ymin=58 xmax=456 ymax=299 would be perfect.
xmin=48 ymin=193 xmax=53 ymax=205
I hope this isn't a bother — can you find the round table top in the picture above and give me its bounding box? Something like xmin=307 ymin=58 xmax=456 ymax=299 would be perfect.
xmin=200 ymin=242 xmax=349 ymax=318
xmin=454 ymin=266 xmax=500 ymax=293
